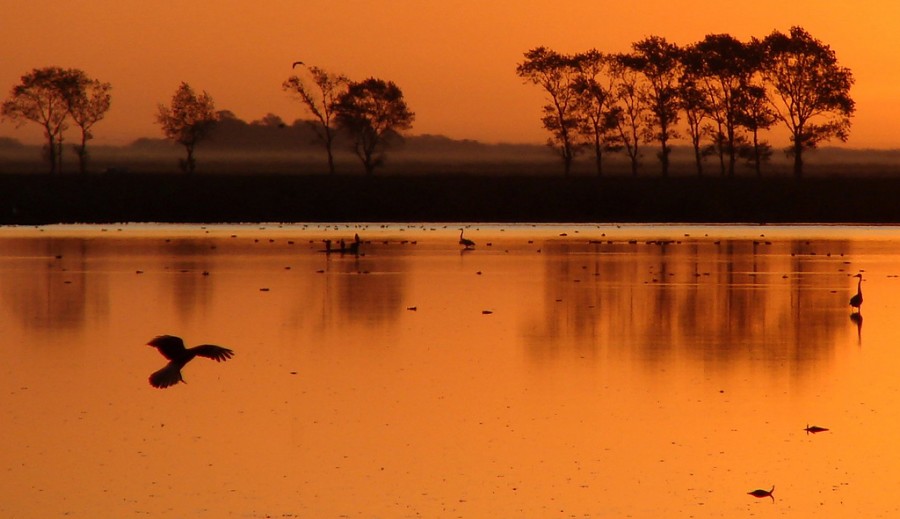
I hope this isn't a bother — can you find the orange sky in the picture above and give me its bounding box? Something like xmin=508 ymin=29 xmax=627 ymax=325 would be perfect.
xmin=2 ymin=1 xmax=898 ymax=148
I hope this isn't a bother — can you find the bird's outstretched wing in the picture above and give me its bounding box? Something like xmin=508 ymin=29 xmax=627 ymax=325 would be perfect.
xmin=149 ymin=362 xmax=185 ymax=388
xmin=148 ymin=335 xmax=187 ymax=360
xmin=190 ymin=344 xmax=235 ymax=362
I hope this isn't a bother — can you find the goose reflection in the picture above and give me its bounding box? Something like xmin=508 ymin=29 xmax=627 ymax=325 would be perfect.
xmin=147 ymin=335 xmax=234 ymax=388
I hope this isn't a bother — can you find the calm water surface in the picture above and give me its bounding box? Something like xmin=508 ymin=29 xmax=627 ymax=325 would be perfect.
xmin=2 ymin=223 xmax=900 ymax=518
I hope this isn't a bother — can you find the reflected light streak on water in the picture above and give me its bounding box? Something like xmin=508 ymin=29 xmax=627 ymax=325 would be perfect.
xmin=1 ymin=223 xmax=900 ymax=517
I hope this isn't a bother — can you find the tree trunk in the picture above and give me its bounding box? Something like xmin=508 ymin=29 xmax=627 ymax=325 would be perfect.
xmin=727 ymin=126 xmax=736 ymax=177
xmin=792 ymin=132 xmax=803 ymax=178
xmin=57 ymin=134 xmax=64 ymax=175
xmin=78 ymin=131 xmax=88 ymax=175
xmin=753 ymin=129 xmax=762 ymax=178
xmin=326 ymin=146 xmax=335 ymax=175
xmin=183 ymin=144 xmax=196 ymax=174
xmin=659 ymin=136 xmax=669 ymax=178
xmin=324 ymin=128 xmax=336 ymax=175
xmin=46 ymin=132 xmax=58 ymax=175
xmin=693 ymin=140 xmax=703 ymax=177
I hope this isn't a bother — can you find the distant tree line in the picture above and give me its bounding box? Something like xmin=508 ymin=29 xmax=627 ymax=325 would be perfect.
xmin=2 ymin=28 xmax=850 ymax=178
xmin=517 ymin=26 xmax=855 ymax=178
xmin=1 ymin=67 xmax=111 ymax=174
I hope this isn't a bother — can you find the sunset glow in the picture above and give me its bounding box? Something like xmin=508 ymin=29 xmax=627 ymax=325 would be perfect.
xmin=2 ymin=1 xmax=898 ymax=147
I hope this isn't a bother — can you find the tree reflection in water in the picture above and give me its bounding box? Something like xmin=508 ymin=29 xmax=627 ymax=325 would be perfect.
xmin=526 ymin=238 xmax=853 ymax=371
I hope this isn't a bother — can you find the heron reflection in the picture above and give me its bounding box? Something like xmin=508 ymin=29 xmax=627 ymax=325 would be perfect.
xmin=850 ymin=312 xmax=863 ymax=343
xmin=147 ymin=335 xmax=234 ymax=388
xmin=849 ymin=273 xmax=863 ymax=314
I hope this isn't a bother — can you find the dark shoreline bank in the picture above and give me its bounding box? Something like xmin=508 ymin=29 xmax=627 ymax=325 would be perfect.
xmin=0 ymin=173 xmax=897 ymax=225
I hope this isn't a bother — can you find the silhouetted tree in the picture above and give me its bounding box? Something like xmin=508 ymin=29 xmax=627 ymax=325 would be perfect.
xmin=66 ymin=71 xmax=111 ymax=175
xmin=678 ymin=48 xmax=711 ymax=177
xmin=156 ymin=82 xmax=218 ymax=174
xmin=572 ymin=49 xmax=620 ymax=176
xmin=735 ymin=83 xmax=776 ymax=177
xmin=1 ymin=67 xmax=78 ymax=174
xmin=760 ymin=26 xmax=855 ymax=177
xmin=622 ymin=36 xmax=681 ymax=177
xmin=516 ymin=47 xmax=583 ymax=176
xmin=283 ymin=65 xmax=348 ymax=174
xmin=688 ymin=34 xmax=757 ymax=177
xmin=608 ymin=55 xmax=646 ymax=176
xmin=334 ymin=78 xmax=414 ymax=175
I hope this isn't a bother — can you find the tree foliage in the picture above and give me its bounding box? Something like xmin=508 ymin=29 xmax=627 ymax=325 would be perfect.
xmin=156 ymin=82 xmax=218 ymax=174
xmin=334 ymin=78 xmax=415 ymax=175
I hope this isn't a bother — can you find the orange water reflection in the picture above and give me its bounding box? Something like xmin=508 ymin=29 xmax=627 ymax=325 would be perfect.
xmin=2 ymin=224 xmax=900 ymax=517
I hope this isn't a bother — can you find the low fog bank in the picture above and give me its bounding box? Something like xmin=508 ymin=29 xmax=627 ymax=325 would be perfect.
xmin=4 ymin=129 xmax=900 ymax=177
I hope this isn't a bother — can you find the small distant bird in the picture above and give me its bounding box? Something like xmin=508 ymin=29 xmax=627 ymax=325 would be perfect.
xmin=850 ymin=273 xmax=863 ymax=313
xmin=147 ymin=335 xmax=234 ymax=389
xmin=748 ymin=485 xmax=775 ymax=501
xmin=805 ymin=424 xmax=829 ymax=434
xmin=292 ymin=61 xmax=304 ymax=69
xmin=459 ymin=229 xmax=475 ymax=249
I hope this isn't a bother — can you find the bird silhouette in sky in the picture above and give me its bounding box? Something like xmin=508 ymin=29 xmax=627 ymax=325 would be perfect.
xmin=147 ymin=335 xmax=234 ymax=388
xmin=292 ymin=61 xmax=304 ymax=69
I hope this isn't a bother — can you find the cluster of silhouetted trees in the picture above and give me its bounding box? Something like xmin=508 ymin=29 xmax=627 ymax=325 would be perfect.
xmin=282 ymin=65 xmax=415 ymax=175
xmin=155 ymin=74 xmax=415 ymax=175
xmin=1 ymin=67 xmax=111 ymax=175
xmin=517 ymin=26 xmax=855 ymax=178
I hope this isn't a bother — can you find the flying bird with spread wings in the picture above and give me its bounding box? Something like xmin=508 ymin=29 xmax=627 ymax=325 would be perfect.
xmin=146 ymin=335 xmax=234 ymax=388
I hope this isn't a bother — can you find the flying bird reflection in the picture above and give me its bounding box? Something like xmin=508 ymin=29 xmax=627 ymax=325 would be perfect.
xmin=146 ymin=335 xmax=234 ymax=388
